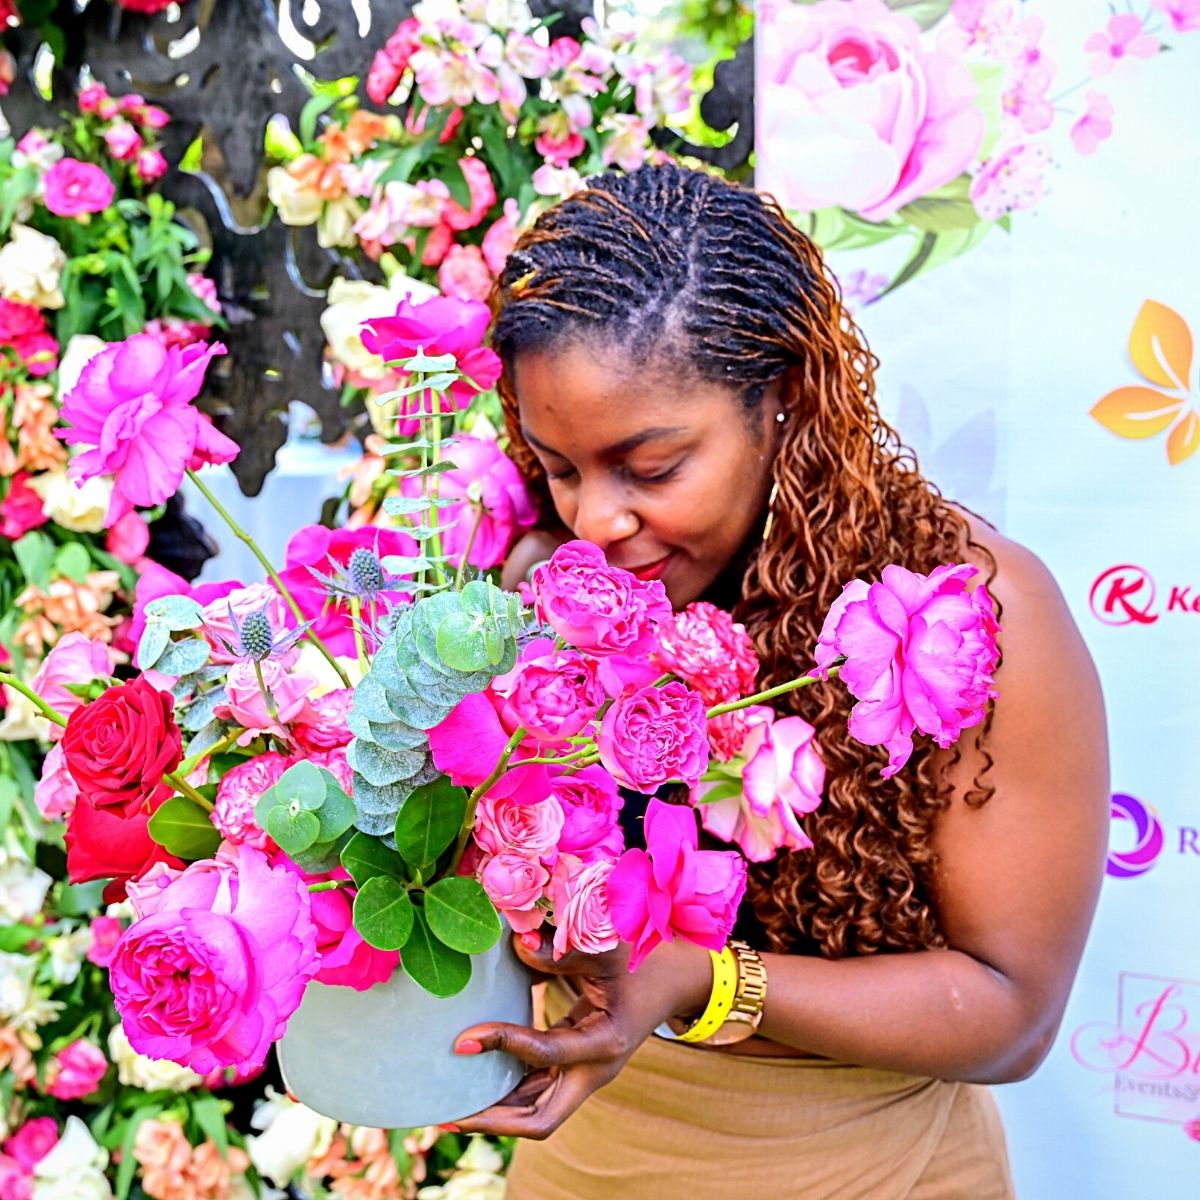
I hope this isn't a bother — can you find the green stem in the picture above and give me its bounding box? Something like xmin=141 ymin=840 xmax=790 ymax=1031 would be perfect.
xmin=186 ymin=469 xmax=350 ymax=687
xmin=453 ymin=503 xmax=485 ymax=590
xmin=253 ymin=659 xmax=279 ymax=722
xmin=178 ymin=728 xmax=245 ymax=777
xmin=0 ymin=674 xmax=66 ymax=727
xmin=515 ymin=744 xmax=597 ymax=767
xmin=165 ymin=771 xmax=213 ymax=811
xmin=308 ymin=879 xmax=352 ymax=893
xmin=705 ymin=665 xmax=841 ymax=719
xmin=349 ymin=596 xmax=369 ymax=677
xmin=426 ymin=395 xmax=448 ymax=587
xmin=448 ymin=726 xmax=527 ymax=873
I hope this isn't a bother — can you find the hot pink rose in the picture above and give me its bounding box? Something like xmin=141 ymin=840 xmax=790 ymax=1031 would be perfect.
xmin=757 ymin=0 xmax=984 ymax=221
xmin=0 ymin=300 xmax=58 ymax=377
xmin=441 ymin=157 xmax=496 ymax=231
xmin=481 ymin=198 xmax=521 ymax=276
xmin=607 ymin=799 xmax=747 ymax=970
xmin=212 ymin=752 xmax=291 ymax=850
xmin=550 ymin=766 xmax=624 ymax=863
xmin=535 ymin=130 xmax=585 ymax=167
xmin=698 ymin=709 xmax=825 ymax=861
xmin=474 ymin=791 xmax=565 ymax=864
xmin=360 ymin=294 xmax=502 ymax=405
xmin=59 ymin=334 xmax=235 ymax=524
xmin=135 ymin=147 xmax=168 ymax=182
xmin=815 ymin=562 xmax=1001 ymax=778
xmin=598 ymin=681 xmax=709 ymax=792
xmin=531 ymin=540 xmax=671 ymax=658
xmin=215 ymin=659 xmax=318 ymax=743
xmin=103 ymin=121 xmax=143 ymax=161
xmin=402 ymin=434 xmax=535 ymax=570
xmin=201 ymin=582 xmax=294 ymax=665
xmin=479 ymin=851 xmax=550 ymax=933
xmin=42 ymin=158 xmax=116 ymax=216
xmin=105 ymin=511 xmax=150 ymax=564
xmin=307 ymin=873 xmax=398 ymax=990
xmin=3 ymin=1119 xmax=57 ymax=1172
xmin=30 ymin=633 xmax=113 ymax=734
xmin=293 ymin=688 xmax=355 ymax=751
xmin=652 ymin=601 xmax=759 ymax=705
xmin=0 ymin=473 xmax=47 ymax=540
xmin=86 ymin=915 xmax=125 ymax=967
xmin=78 ymin=83 xmax=109 ymax=113
xmin=550 ymin=856 xmax=619 ymax=960
xmin=44 ymin=1039 xmax=106 ymax=1100
xmin=109 ymin=843 xmax=319 ymax=1074
xmin=491 ymin=638 xmax=603 ymax=743
xmin=33 ymin=743 xmax=79 ymax=820
xmin=438 ymin=243 xmax=494 ymax=302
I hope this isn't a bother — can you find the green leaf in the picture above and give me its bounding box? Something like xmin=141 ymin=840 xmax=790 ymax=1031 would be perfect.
xmin=191 ymin=1095 xmax=228 ymax=1155
xmin=341 ymin=831 xmax=407 ymax=888
xmin=803 ymin=206 xmax=906 ymax=252
xmin=288 ymin=834 xmax=352 ymax=875
xmin=115 ymin=1105 xmax=163 ymax=1200
xmin=298 ymin=91 xmax=339 ymax=145
xmin=435 ymin=611 xmax=491 ymax=673
xmin=274 ymin=761 xmax=328 ymax=810
xmin=898 ymin=175 xmax=979 ymax=233
xmin=690 ymin=779 xmax=744 ymax=805
xmin=353 ymin=875 xmax=415 ymax=951
xmin=145 ymin=594 xmax=205 ymax=631
xmin=147 ymin=796 xmax=222 ymax=859
xmin=424 ymin=877 xmax=502 ymax=954
xmin=401 ymin=907 xmax=472 ymax=997
xmin=441 ymin=159 xmax=472 ymax=211
xmin=52 ymin=542 xmax=92 ymax=583
xmin=376 ymin=143 xmax=425 ymax=187
xmin=13 ymin=531 xmax=54 ymax=588
xmin=315 ymin=783 xmax=357 ymax=842
xmin=155 ymin=637 xmax=211 ymax=677
xmin=393 ymin=776 xmax=468 ymax=869
xmin=267 ymin=805 xmax=322 ymax=855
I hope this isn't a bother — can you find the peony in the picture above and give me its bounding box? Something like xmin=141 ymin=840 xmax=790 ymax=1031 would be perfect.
xmin=41 ymin=159 xmax=115 ymax=217
xmin=815 ymin=562 xmax=1001 ymax=778
xmin=438 ymin=243 xmax=494 ymax=301
xmin=28 ymin=470 xmax=111 ymax=533
xmin=598 ymin=681 xmax=709 ymax=792
xmin=756 ymin=0 xmax=984 ymax=221
xmin=550 ymin=856 xmax=618 ymax=960
xmin=652 ymin=600 xmax=759 ymax=705
xmin=215 ymin=658 xmax=318 ymax=743
xmin=531 ymin=540 xmax=671 ymax=658
xmin=58 ymin=335 xmax=236 ymax=525
xmin=549 ymin=766 xmax=624 ymax=863
xmin=479 ymin=852 xmax=550 ymax=933
xmin=474 ymin=790 xmax=565 ymax=864
xmin=490 ymin=639 xmax=602 ymax=743
xmin=607 ymin=799 xmax=746 ymax=971
xmin=109 ymin=843 xmax=319 ymax=1074
xmin=0 ymin=225 xmax=65 ymax=309
xmin=29 ymin=632 xmax=112 ymax=734
xmin=43 ymin=1039 xmax=106 ymax=1100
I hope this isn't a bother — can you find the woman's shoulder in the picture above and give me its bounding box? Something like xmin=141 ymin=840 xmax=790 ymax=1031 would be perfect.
xmin=952 ymin=507 xmax=1067 ymax=618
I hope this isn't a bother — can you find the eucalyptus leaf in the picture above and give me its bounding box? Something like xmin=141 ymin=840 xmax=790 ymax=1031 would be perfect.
xmin=275 ymin=760 xmax=331 ymax=810
xmin=424 ymin=877 xmax=503 ymax=954
xmin=435 ymin=611 xmax=492 ymax=673
xmin=392 ymin=777 xmax=468 ymax=869
xmin=136 ymin=622 xmax=171 ymax=670
xmin=288 ymin=834 xmax=351 ymax=876
xmin=315 ymin=784 xmax=358 ymax=842
xmin=267 ymin=805 xmax=321 ymax=855
xmin=347 ymin=737 xmax=426 ymax=787
xmin=155 ymin=637 xmax=211 ymax=677
xmin=353 ymin=875 xmax=415 ymax=951
xmin=147 ymin=796 xmax=221 ymax=859
xmin=402 ymin=351 xmax=458 ymax=373
xmin=144 ymin=594 xmax=205 ymax=631
xmin=401 ymin=907 xmax=472 ymax=997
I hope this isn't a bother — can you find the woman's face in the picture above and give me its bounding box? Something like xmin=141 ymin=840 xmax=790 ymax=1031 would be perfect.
xmin=513 ymin=339 xmax=782 ymax=608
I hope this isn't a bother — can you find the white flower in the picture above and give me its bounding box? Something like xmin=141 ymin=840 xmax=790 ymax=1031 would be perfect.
xmin=0 ymin=224 xmax=66 ymax=309
xmin=418 ymin=1172 xmax=507 ymax=1200
xmin=246 ymin=1089 xmax=337 ymax=1187
xmin=456 ymin=1137 xmax=505 ymax=1175
xmin=0 ymin=950 xmax=37 ymax=1021
xmin=0 ymin=838 xmax=51 ymax=923
xmin=30 ymin=470 xmax=112 ymax=533
xmin=106 ymin=1022 xmax=203 ymax=1093
xmin=0 ymin=685 xmax=51 ymax=743
xmin=32 ymin=1116 xmax=113 ymax=1200
xmin=319 ymin=272 xmax=437 ymax=382
xmin=45 ymin=928 xmax=92 ymax=985
xmin=56 ymin=334 xmax=107 ymax=402
xmin=318 ymin=195 xmax=363 ymax=249
xmin=414 ymin=0 xmax=464 ymax=24
xmin=267 ymin=166 xmax=324 ymax=226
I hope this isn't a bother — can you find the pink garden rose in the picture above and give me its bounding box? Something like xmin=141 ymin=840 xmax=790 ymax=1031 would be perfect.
xmin=293 ymin=687 xmax=355 ymax=752
xmin=212 ymin=752 xmax=291 ymax=850
xmin=491 ymin=638 xmax=604 ymax=744
xmin=402 ymin=434 xmax=535 ymax=570
xmin=0 ymin=473 xmax=48 ymax=540
xmin=103 ymin=121 xmax=142 ymax=162
xmin=698 ymin=709 xmax=826 ymax=862
xmin=549 ymin=766 xmax=624 ymax=863
xmin=3 ymin=1119 xmax=57 ymax=1172
xmin=33 ymin=743 xmax=79 ymax=820
xmin=607 ymin=799 xmax=747 ymax=970
xmin=42 ymin=158 xmax=115 ymax=216
xmin=215 ymin=659 xmax=317 ymax=744
xmin=135 ymin=147 xmax=168 ymax=183
xmin=30 ymin=632 xmax=112 ymax=734
xmin=474 ymin=790 xmax=565 ymax=864
xmin=652 ymin=601 xmax=759 ymax=705
xmin=59 ymin=335 xmax=236 ymax=524
xmin=438 ymin=244 xmax=493 ymax=302
xmin=86 ymin=915 xmax=125 ymax=967
xmin=105 ymin=511 xmax=150 ymax=564
xmin=598 ymin=681 xmax=709 ymax=792
xmin=550 ymin=856 xmax=619 ymax=960
xmin=479 ymin=851 xmax=550 ymax=934
xmin=531 ymin=540 xmax=671 ymax=658
xmin=44 ymin=1039 xmax=106 ymax=1100
xmin=815 ymin=562 xmax=1000 ymax=778
xmin=110 ymin=843 xmax=319 ymax=1074
xmin=757 ymin=0 xmax=984 ymax=221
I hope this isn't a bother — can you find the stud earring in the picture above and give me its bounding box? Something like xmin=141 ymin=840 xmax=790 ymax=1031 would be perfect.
xmin=775 ymin=411 xmax=786 ymax=424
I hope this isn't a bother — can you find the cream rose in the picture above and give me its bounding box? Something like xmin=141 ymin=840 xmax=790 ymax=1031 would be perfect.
xmin=31 ymin=470 xmax=112 ymax=533
xmin=319 ymin=271 xmax=437 ymax=382
xmin=0 ymin=686 xmax=52 ymax=743
xmin=0 ymin=224 xmax=67 ymax=309
xmin=266 ymin=165 xmax=324 ymax=226
xmin=56 ymin=334 xmax=107 ymax=402
xmin=32 ymin=1116 xmax=113 ymax=1200
xmin=107 ymin=1022 xmax=203 ymax=1092
xmin=246 ymin=1091 xmax=337 ymax=1187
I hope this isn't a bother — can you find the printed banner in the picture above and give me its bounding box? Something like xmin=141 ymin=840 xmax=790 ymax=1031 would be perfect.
xmin=757 ymin=3 xmax=1200 ymax=1196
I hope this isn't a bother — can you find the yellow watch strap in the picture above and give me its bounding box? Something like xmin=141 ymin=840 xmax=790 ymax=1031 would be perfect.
xmin=675 ymin=945 xmax=739 ymax=1043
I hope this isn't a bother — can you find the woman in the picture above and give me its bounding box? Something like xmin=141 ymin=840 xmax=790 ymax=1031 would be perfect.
xmin=453 ymin=163 xmax=1109 ymax=1198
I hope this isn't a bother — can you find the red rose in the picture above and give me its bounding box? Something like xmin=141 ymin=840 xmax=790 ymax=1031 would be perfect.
xmin=62 ymin=678 xmax=183 ymax=813
xmin=65 ymin=792 xmax=182 ymax=901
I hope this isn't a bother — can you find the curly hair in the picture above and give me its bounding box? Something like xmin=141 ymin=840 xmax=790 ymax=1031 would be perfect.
xmin=490 ymin=162 xmax=996 ymax=959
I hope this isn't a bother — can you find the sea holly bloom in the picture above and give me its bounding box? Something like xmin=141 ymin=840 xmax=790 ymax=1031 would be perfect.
xmin=1070 ymin=92 xmax=1115 ymax=156
xmin=815 ymin=562 xmax=1000 ymax=779
xmin=1084 ymin=14 xmax=1160 ymax=77
xmin=598 ymin=681 xmax=709 ymax=792
xmin=607 ymin=798 xmax=747 ymax=971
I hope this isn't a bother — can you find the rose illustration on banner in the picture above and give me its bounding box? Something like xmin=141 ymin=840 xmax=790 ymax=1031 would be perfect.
xmin=1090 ymin=300 xmax=1198 ymax=466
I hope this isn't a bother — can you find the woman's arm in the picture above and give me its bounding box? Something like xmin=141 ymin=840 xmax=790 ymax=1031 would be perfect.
xmin=456 ymin=532 xmax=1109 ymax=1136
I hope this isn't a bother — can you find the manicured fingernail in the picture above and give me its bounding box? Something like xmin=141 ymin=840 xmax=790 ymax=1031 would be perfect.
xmin=520 ymin=932 xmax=541 ymax=950
xmin=439 ymin=1123 xmax=460 ymax=1133
xmin=455 ymin=1038 xmax=483 ymax=1055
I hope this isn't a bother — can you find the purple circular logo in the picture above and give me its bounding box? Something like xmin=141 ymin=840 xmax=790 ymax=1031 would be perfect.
xmin=1107 ymin=793 xmax=1164 ymax=878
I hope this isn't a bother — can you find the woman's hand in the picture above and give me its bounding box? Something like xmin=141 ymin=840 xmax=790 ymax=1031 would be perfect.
xmin=452 ymin=931 xmax=711 ymax=1140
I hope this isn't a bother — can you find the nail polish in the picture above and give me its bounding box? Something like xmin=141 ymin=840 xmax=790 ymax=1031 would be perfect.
xmin=520 ymin=932 xmax=542 ymax=951
xmin=455 ymin=1038 xmax=483 ymax=1055
xmin=439 ymin=1123 xmax=461 ymax=1133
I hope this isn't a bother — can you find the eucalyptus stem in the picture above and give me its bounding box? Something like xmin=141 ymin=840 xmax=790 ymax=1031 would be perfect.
xmin=516 ymin=745 xmax=597 ymax=767
xmin=0 ymin=674 xmax=66 ymax=727
xmin=448 ymin=725 xmax=527 ymax=873
xmin=426 ymin=396 xmax=448 ymax=587
xmin=705 ymin=665 xmax=841 ymax=719
xmin=453 ymin=504 xmax=486 ymax=591
xmin=185 ymin=469 xmax=350 ymax=687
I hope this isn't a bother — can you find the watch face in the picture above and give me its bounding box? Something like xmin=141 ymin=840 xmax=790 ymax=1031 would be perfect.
xmin=702 ymin=1016 xmax=760 ymax=1046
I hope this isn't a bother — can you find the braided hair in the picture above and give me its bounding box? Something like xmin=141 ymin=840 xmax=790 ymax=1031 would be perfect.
xmin=491 ymin=163 xmax=996 ymax=959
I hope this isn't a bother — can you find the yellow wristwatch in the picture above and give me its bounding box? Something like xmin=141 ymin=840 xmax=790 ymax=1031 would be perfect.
xmin=702 ymin=940 xmax=768 ymax=1046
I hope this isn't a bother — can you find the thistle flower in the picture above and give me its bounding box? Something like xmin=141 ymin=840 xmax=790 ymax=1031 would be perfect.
xmin=207 ymin=601 xmax=309 ymax=664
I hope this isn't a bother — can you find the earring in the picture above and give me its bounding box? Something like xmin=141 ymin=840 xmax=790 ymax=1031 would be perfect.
xmin=762 ymin=481 xmax=780 ymax=543
xmin=775 ymin=411 xmax=786 ymax=424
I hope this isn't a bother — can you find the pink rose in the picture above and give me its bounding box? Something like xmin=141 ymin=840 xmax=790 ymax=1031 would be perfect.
xmin=0 ymin=1154 xmax=31 ymax=1200
xmin=438 ymin=243 xmax=494 ymax=302
xmin=33 ymin=743 xmax=80 ymax=820
xmin=652 ymin=601 xmax=759 ymax=705
xmin=479 ymin=851 xmax=550 ymax=933
xmin=201 ymin=582 xmax=294 ymax=665
xmin=757 ymin=0 xmax=984 ymax=221
xmin=307 ymin=872 xmax=398 ymax=990
xmin=550 ymin=766 xmax=624 ymax=863
xmin=0 ymin=473 xmax=48 ymax=540
xmin=474 ymin=791 xmax=565 ymax=864
xmin=215 ymin=659 xmax=318 ymax=743
xmin=366 ymin=17 xmax=423 ymax=105
xmin=531 ymin=540 xmax=671 ymax=658
xmin=293 ymin=688 xmax=355 ymax=751
xmin=103 ymin=121 xmax=143 ymax=161
xmin=3 ymin=1119 xmax=57 ymax=1172
xmin=78 ymin=83 xmax=109 ymax=113
xmin=86 ymin=915 xmax=125 ymax=967
xmin=441 ymin=157 xmax=496 ymax=232
xmin=30 ymin=632 xmax=112 ymax=734
xmin=135 ymin=147 xmax=168 ymax=182
xmin=59 ymin=334 xmax=235 ymax=525
xmin=607 ymin=799 xmax=747 ymax=970
xmin=481 ymin=198 xmax=521 ymax=276
xmin=815 ymin=562 xmax=1001 ymax=778
xmin=598 ymin=681 xmax=710 ymax=792
xmin=698 ymin=709 xmax=825 ymax=862
xmin=105 ymin=511 xmax=150 ymax=564
xmin=212 ymin=752 xmax=291 ymax=850
xmin=42 ymin=158 xmax=116 ymax=216
xmin=491 ymin=639 xmax=603 ymax=743
xmin=550 ymin=856 xmax=619 ymax=960
xmin=44 ymin=1039 xmax=106 ymax=1100
xmin=308 ymin=747 xmax=353 ymax=796
xmin=402 ymin=434 xmax=535 ymax=570
xmin=109 ymin=843 xmax=320 ymax=1074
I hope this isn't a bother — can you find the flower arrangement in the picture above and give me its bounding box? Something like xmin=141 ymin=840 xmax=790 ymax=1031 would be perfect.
xmin=756 ymin=0 xmax=1200 ymax=303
